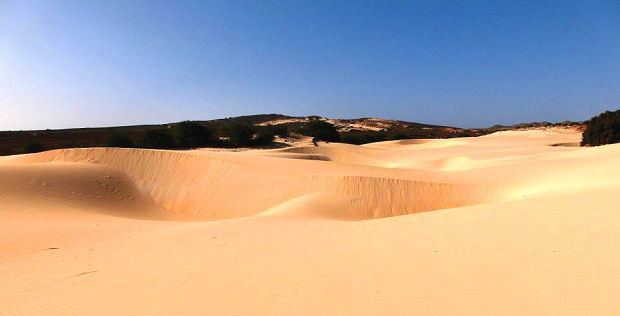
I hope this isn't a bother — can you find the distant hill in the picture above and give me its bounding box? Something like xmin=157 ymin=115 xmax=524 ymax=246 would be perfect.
xmin=0 ymin=114 xmax=582 ymax=155
xmin=488 ymin=120 xmax=585 ymax=132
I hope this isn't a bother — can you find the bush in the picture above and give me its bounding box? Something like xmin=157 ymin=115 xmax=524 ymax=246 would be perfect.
xmin=340 ymin=134 xmax=366 ymax=145
xmin=304 ymin=119 xmax=340 ymax=142
xmin=141 ymin=129 xmax=177 ymax=149
xmin=254 ymin=129 xmax=275 ymax=146
xmin=227 ymin=122 xmax=255 ymax=147
xmin=387 ymin=133 xmax=410 ymax=141
xmin=175 ymin=121 xmax=216 ymax=148
xmin=104 ymin=134 xmax=135 ymax=148
xmin=270 ymin=124 xmax=289 ymax=137
xmin=581 ymin=109 xmax=620 ymax=146
xmin=22 ymin=142 xmax=44 ymax=153
xmin=341 ymin=131 xmax=388 ymax=145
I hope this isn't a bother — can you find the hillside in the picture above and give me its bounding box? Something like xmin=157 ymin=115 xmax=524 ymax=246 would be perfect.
xmin=0 ymin=114 xmax=582 ymax=155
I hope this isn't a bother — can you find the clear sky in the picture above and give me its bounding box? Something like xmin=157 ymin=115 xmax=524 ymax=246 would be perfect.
xmin=1 ymin=0 xmax=619 ymax=130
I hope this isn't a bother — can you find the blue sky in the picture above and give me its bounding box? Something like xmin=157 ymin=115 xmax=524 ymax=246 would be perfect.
xmin=1 ymin=0 xmax=619 ymax=130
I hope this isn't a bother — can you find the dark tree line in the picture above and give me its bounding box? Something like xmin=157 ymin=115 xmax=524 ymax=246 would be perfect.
xmin=104 ymin=121 xmax=283 ymax=150
xmin=582 ymin=110 xmax=620 ymax=146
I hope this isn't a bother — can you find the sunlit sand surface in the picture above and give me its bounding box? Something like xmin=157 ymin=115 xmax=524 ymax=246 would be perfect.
xmin=2 ymin=127 xmax=619 ymax=315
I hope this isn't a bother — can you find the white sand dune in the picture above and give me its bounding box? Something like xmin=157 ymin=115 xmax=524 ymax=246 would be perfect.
xmin=2 ymin=128 xmax=620 ymax=315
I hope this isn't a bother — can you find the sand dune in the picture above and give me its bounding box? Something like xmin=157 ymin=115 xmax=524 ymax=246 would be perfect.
xmin=9 ymin=146 xmax=505 ymax=220
xmin=3 ymin=127 xmax=620 ymax=314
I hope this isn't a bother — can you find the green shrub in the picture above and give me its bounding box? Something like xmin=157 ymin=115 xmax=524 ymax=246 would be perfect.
xmin=22 ymin=142 xmax=44 ymax=153
xmin=387 ymin=133 xmax=409 ymax=141
xmin=304 ymin=119 xmax=340 ymax=142
xmin=141 ymin=129 xmax=177 ymax=149
xmin=270 ymin=124 xmax=289 ymax=137
xmin=340 ymin=134 xmax=366 ymax=145
xmin=227 ymin=122 xmax=255 ymax=147
xmin=581 ymin=110 xmax=620 ymax=146
xmin=341 ymin=131 xmax=388 ymax=145
xmin=175 ymin=121 xmax=216 ymax=148
xmin=104 ymin=134 xmax=135 ymax=148
xmin=254 ymin=129 xmax=275 ymax=146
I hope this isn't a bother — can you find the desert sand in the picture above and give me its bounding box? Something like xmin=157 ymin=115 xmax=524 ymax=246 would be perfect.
xmin=2 ymin=127 xmax=620 ymax=315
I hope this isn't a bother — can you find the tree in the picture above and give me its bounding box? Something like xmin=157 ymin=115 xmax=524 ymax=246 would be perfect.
xmin=175 ymin=121 xmax=216 ymax=148
xmin=254 ymin=129 xmax=275 ymax=146
xmin=227 ymin=122 xmax=255 ymax=147
xmin=141 ymin=129 xmax=177 ymax=149
xmin=341 ymin=131 xmax=388 ymax=144
xmin=270 ymin=124 xmax=289 ymax=138
xmin=22 ymin=142 xmax=44 ymax=153
xmin=304 ymin=119 xmax=340 ymax=142
xmin=104 ymin=134 xmax=135 ymax=148
xmin=581 ymin=109 xmax=620 ymax=146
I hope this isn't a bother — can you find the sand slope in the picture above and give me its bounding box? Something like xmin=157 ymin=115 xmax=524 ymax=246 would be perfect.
xmin=2 ymin=128 xmax=620 ymax=315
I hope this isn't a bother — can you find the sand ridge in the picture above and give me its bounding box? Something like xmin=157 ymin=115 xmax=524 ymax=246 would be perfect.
xmin=8 ymin=144 xmax=510 ymax=220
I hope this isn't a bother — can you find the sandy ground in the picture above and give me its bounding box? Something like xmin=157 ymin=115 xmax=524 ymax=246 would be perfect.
xmin=2 ymin=127 xmax=620 ymax=315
